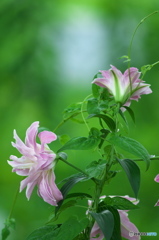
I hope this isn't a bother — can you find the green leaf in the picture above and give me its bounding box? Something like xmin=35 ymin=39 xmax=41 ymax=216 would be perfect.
xmin=63 ymin=102 xmax=82 ymax=119
xmin=26 ymin=225 xmax=60 ymax=240
xmin=56 ymin=173 xmax=89 ymax=214
xmin=107 ymin=207 xmax=122 ymax=240
xmin=66 ymin=192 xmax=92 ymax=200
xmin=117 ymin=159 xmax=140 ymax=198
xmin=26 ymin=217 xmax=88 ymax=240
xmin=1 ymin=218 xmax=15 ymax=240
xmin=87 ymin=114 xmax=116 ymax=132
xmin=90 ymin=210 xmax=114 ymax=240
xmin=57 ymin=128 xmax=101 ymax=152
xmin=58 ymin=134 xmax=70 ymax=145
xmin=104 ymin=196 xmax=139 ymax=210
xmin=123 ymin=106 xmax=135 ymax=123
xmin=55 ymin=217 xmax=88 ymax=240
xmin=109 ymin=135 xmax=150 ymax=170
xmin=87 ymin=98 xmax=100 ymax=115
xmin=92 ymin=80 xmax=100 ymax=98
xmin=85 ymin=159 xmax=106 ymax=179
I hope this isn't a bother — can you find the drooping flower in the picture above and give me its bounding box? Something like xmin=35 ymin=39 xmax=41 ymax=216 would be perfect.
xmin=92 ymin=65 xmax=152 ymax=109
xmin=8 ymin=121 xmax=63 ymax=206
xmin=154 ymin=174 xmax=159 ymax=206
xmin=88 ymin=195 xmax=140 ymax=240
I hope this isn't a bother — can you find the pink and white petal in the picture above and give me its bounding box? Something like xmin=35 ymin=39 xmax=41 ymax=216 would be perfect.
xmin=90 ymin=222 xmax=104 ymax=240
xmin=154 ymin=200 xmax=159 ymax=206
xmin=100 ymin=69 xmax=112 ymax=79
xmin=119 ymin=210 xmax=140 ymax=240
xmin=124 ymin=68 xmax=141 ymax=84
xmin=25 ymin=121 xmax=39 ymax=150
xmin=38 ymin=131 xmax=57 ymax=144
xmin=110 ymin=65 xmax=123 ymax=79
xmin=38 ymin=170 xmax=63 ymax=206
xmin=154 ymin=174 xmax=159 ymax=182
xmin=12 ymin=131 xmax=34 ymax=156
xmin=20 ymin=172 xmax=40 ymax=193
xmin=92 ymin=78 xmax=113 ymax=89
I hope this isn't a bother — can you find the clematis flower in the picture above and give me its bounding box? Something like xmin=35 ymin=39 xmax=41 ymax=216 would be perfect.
xmin=92 ymin=65 xmax=152 ymax=109
xmin=89 ymin=195 xmax=140 ymax=240
xmin=8 ymin=121 xmax=63 ymax=206
xmin=154 ymin=174 xmax=159 ymax=206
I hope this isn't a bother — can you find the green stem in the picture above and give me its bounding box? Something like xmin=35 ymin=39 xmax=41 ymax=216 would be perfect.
xmin=53 ymin=110 xmax=87 ymax=132
xmin=8 ymin=186 xmax=19 ymax=219
xmin=128 ymin=11 xmax=158 ymax=67
xmin=81 ymin=94 xmax=92 ymax=132
xmin=134 ymin=156 xmax=159 ymax=161
xmin=59 ymin=157 xmax=88 ymax=176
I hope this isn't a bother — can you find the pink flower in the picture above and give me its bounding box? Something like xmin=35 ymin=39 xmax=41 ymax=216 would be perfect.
xmin=89 ymin=195 xmax=140 ymax=240
xmin=154 ymin=174 xmax=159 ymax=206
xmin=8 ymin=121 xmax=63 ymax=206
xmin=92 ymin=65 xmax=152 ymax=109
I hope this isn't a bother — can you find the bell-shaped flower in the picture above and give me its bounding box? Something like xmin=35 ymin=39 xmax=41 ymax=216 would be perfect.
xmin=89 ymin=195 xmax=140 ymax=240
xmin=8 ymin=121 xmax=63 ymax=206
xmin=92 ymin=65 xmax=152 ymax=109
xmin=154 ymin=174 xmax=159 ymax=206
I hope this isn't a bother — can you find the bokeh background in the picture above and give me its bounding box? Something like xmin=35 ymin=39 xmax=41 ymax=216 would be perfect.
xmin=0 ymin=0 xmax=159 ymax=239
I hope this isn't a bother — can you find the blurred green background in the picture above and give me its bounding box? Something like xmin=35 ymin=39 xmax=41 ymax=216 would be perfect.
xmin=0 ymin=0 xmax=159 ymax=239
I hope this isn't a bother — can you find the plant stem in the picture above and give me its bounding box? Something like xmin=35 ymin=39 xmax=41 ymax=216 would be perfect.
xmin=8 ymin=186 xmax=19 ymax=219
xmin=59 ymin=157 xmax=88 ymax=176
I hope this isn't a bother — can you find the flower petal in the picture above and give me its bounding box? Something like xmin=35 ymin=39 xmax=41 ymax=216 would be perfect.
xmin=119 ymin=210 xmax=140 ymax=240
xmin=154 ymin=174 xmax=159 ymax=182
xmin=38 ymin=131 xmax=57 ymax=144
xmin=25 ymin=121 xmax=39 ymax=150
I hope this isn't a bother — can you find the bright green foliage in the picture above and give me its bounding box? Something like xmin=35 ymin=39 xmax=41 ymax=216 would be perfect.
xmin=109 ymin=135 xmax=150 ymax=170
xmin=26 ymin=217 xmax=88 ymax=240
xmin=85 ymin=159 xmax=106 ymax=179
xmin=87 ymin=114 xmax=116 ymax=132
xmin=57 ymin=127 xmax=101 ymax=152
xmin=103 ymin=196 xmax=139 ymax=210
xmin=1 ymin=218 xmax=15 ymax=240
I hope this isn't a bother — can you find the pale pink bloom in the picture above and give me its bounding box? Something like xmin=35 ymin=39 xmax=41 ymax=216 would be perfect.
xmin=92 ymin=65 xmax=152 ymax=109
xmin=89 ymin=195 xmax=140 ymax=240
xmin=8 ymin=121 xmax=63 ymax=206
xmin=154 ymin=174 xmax=159 ymax=206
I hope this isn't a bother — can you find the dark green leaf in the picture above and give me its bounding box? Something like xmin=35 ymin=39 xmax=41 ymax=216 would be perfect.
xmin=123 ymin=106 xmax=135 ymax=123
xmin=87 ymin=98 xmax=100 ymax=115
xmin=57 ymin=128 xmax=101 ymax=152
xmin=104 ymin=197 xmax=139 ymax=210
xmin=86 ymin=159 xmax=106 ymax=179
xmin=1 ymin=218 xmax=15 ymax=240
xmin=90 ymin=210 xmax=114 ymax=240
xmin=55 ymin=217 xmax=89 ymax=240
xmin=109 ymin=135 xmax=150 ymax=170
xmin=56 ymin=173 xmax=89 ymax=214
xmin=87 ymin=114 xmax=116 ymax=132
xmin=26 ymin=225 xmax=60 ymax=240
xmin=66 ymin=192 xmax=92 ymax=200
xmin=117 ymin=159 xmax=140 ymax=198
xmin=107 ymin=207 xmax=122 ymax=240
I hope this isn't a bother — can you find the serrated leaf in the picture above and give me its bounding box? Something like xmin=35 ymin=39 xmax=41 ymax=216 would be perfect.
xmin=87 ymin=114 xmax=116 ymax=132
xmin=86 ymin=159 xmax=106 ymax=179
xmin=109 ymin=135 xmax=150 ymax=170
xmin=57 ymin=128 xmax=101 ymax=152
xmin=90 ymin=210 xmax=114 ymax=240
xmin=117 ymin=159 xmax=140 ymax=198
xmin=104 ymin=197 xmax=139 ymax=210
xmin=87 ymin=98 xmax=100 ymax=115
